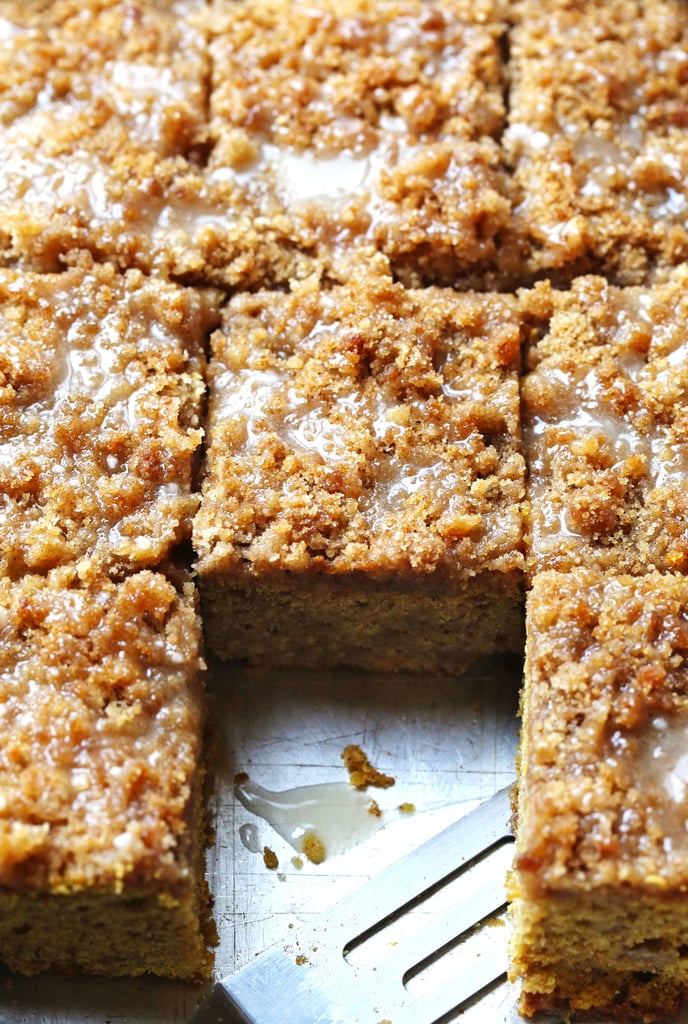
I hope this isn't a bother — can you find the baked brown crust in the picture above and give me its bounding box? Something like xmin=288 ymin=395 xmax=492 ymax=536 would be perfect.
xmin=0 ymin=566 xmax=211 ymax=979
xmin=0 ymin=260 xmax=218 ymax=578
xmin=508 ymin=0 xmax=688 ymax=284
xmin=511 ymin=568 xmax=688 ymax=1021
xmin=521 ymin=267 xmax=688 ymax=576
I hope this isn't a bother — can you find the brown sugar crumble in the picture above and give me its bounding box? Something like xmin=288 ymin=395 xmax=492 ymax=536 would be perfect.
xmin=194 ymin=266 xmax=527 ymax=675
xmin=301 ymin=833 xmax=326 ymax=866
xmin=0 ymin=0 xmax=215 ymax=280
xmin=507 ymin=0 xmax=688 ymax=285
xmin=0 ymin=260 xmax=219 ymax=580
xmin=342 ymin=745 xmax=395 ymax=791
xmin=521 ymin=267 xmax=688 ymax=578
xmin=205 ymin=0 xmax=523 ymax=291
xmin=4 ymin=0 xmax=688 ymax=1016
xmin=262 ymin=847 xmax=279 ymax=871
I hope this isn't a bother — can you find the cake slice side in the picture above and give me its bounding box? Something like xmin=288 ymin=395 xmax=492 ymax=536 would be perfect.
xmin=194 ymin=265 xmax=526 ymax=673
xmin=0 ymin=565 xmax=213 ymax=980
xmin=511 ymin=568 xmax=688 ymax=1021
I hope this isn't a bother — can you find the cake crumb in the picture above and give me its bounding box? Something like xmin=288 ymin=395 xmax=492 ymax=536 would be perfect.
xmin=342 ymin=744 xmax=395 ymax=790
xmin=301 ymin=833 xmax=326 ymax=865
xmin=291 ymin=857 xmax=304 ymax=870
xmin=295 ymin=955 xmax=309 ymax=966
xmin=399 ymin=802 xmax=416 ymax=815
xmin=263 ymin=847 xmax=279 ymax=871
xmin=367 ymin=799 xmax=382 ymax=818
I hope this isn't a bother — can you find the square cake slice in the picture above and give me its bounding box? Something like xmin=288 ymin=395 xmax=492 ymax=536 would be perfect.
xmin=0 ymin=565 xmax=211 ymax=980
xmin=0 ymin=260 xmax=219 ymax=579
xmin=194 ymin=266 xmax=526 ymax=674
xmin=0 ymin=0 xmax=218 ymax=279
xmin=511 ymin=568 xmax=688 ymax=1022
xmin=521 ymin=268 xmax=688 ymax=577
xmin=203 ymin=0 xmax=523 ymax=289
xmin=507 ymin=0 xmax=688 ymax=285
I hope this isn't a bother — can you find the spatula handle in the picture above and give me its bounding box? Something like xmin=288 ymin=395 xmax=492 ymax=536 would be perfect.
xmin=188 ymin=984 xmax=253 ymax=1024
xmin=188 ymin=949 xmax=346 ymax=1024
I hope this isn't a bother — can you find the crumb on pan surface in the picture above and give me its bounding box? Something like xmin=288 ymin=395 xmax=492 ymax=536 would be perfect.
xmin=341 ymin=744 xmax=395 ymax=790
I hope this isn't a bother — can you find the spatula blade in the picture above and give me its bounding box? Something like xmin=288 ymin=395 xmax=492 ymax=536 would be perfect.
xmin=189 ymin=785 xmax=516 ymax=1024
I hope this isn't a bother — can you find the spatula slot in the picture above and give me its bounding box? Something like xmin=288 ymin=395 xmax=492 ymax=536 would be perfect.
xmin=343 ymin=834 xmax=514 ymax=970
xmin=427 ymin=972 xmax=511 ymax=1024
xmin=402 ymin=901 xmax=509 ymax=991
xmin=191 ymin=787 xmax=517 ymax=1024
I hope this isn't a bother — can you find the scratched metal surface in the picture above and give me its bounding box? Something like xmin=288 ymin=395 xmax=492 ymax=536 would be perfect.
xmin=1 ymin=656 xmax=685 ymax=1024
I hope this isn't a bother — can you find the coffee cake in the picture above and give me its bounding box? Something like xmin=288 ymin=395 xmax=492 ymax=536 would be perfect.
xmin=194 ymin=265 xmax=526 ymax=673
xmin=203 ymin=0 xmax=522 ymax=289
xmin=521 ymin=268 xmax=688 ymax=577
xmin=0 ymin=260 xmax=218 ymax=579
xmin=3 ymin=2 xmax=688 ymax=1015
xmin=0 ymin=0 xmax=214 ymax=279
xmin=512 ymin=568 xmax=688 ymax=1022
xmin=507 ymin=0 xmax=688 ymax=285
xmin=0 ymin=565 xmax=211 ymax=980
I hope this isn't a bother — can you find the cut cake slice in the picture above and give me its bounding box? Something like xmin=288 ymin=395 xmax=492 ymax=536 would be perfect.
xmin=521 ymin=268 xmax=688 ymax=577
xmin=194 ymin=265 xmax=526 ymax=674
xmin=0 ymin=565 xmax=212 ymax=980
xmin=0 ymin=260 xmax=219 ymax=579
xmin=511 ymin=567 xmax=688 ymax=1022
xmin=203 ymin=0 xmax=523 ymax=289
xmin=507 ymin=0 xmax=688 ymax=285
xmin=0 ymin=0 xmax=216 ymax=280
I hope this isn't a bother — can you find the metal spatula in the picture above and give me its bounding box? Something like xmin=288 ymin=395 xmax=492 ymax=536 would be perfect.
xmin=189 ymin=785 xmax=518 ymax=1024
